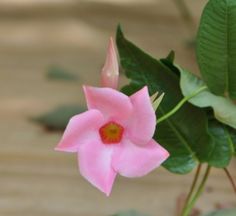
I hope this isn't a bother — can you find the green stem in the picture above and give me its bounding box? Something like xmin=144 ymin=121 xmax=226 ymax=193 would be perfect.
xmin=224 ymin=168 xmax=236 ymax=194
xmin=180 ymin=164 xmax=202 ymax=216
xmin=157 ymin=86 xmax=207 ymax=124
xmin=181 ymin=165 xmax=211 ymax=216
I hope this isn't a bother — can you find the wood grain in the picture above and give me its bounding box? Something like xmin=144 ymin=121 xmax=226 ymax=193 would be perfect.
xmin=0 ymin=1 xmax=235 ymax=215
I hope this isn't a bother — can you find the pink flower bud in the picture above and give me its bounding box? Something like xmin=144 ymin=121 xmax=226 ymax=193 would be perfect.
xmin=101 ymin=37 xmax=119 ymax=89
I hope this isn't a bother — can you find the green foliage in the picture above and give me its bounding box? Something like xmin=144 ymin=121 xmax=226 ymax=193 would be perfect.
xmin=178 ymin=67 xmax=236 ymax=129
xmin=112 ymin=210 xmax=148 ymax=216
xmin=163 ymin=55 xmax=235 ymax=167
xmin=207 ymin=120 xmax=234 ymax=167
xmin=196 ymin=0 xmax=236 ymax=99
xmin=47 ymin=66 xmax=79 ymax=81
xmin=227 ymin=126 xmax=236 ymax=155
xmin=203 ymin=209 xmax=236 ymax=216
xmin=117 ymin=26 xmax=215 ymax=174
xmin=32 ymin=105 xmax=85 ymax=131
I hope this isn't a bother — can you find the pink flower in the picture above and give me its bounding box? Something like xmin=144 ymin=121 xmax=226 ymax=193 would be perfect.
xmin=55 ymin=38 xmax=169 ymax=196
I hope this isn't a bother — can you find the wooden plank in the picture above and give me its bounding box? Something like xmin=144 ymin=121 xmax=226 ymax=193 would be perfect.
xmin=0 ymin=1 xmax=235 ymax=215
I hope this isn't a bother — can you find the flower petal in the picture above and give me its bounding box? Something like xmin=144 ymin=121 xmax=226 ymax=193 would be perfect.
xmin=127 ymin=86 xmax=156 ymax=145
xmin=55 ymin=109 xmax=104 ymax=152
xmin=101 ymin=37 xmax=119 ymax=89
xmin=83 ymin=85 xmax=133 ymax=121
xmin=78 ymin=138 xmax=117 ymax=196
xmin=112 ymin=139 xmax=169 ymax=177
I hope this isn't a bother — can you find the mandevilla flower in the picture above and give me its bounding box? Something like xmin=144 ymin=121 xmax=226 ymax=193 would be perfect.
xmin=55 ymin=38 xmax=169 ymax=196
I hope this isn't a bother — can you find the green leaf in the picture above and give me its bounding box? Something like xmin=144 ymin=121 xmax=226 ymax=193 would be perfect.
xmin=163 ymin=56 xmax=234 ymax=167
xmin=116 ymin=26 xmax=213 ymax=174
xmin=112 ymin=210 xmax=149 ymax=216
xmin=227 ymin=126 xmax=236 ymax=155
xmin=32 ymin=105 xmax=85 ymax=131
xmin=207 ymin=120 xmax=234 ymax=167
xmin=178 ymin=67 xmax=236 ymax=129
xmin=166 ymin=50 xmax=175 ymax=63
xmin=47 ymin=66 xmax=79 ymax=81
xmin=203 ymin=208 xmax=236 ymax=216
xmin=196 ymin=0 xmax=236 ymax=99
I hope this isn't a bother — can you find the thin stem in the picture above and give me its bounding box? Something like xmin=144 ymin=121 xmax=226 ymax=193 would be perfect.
xmin=157 ymin=86 xmax=207 ymax=124
xmin=181 ymin=165 xmax=211 ymax=216
xmin=224 ymin=168 xmax=236 ymax=194
xmin=180 ymin=164 xmax=202 ymax=216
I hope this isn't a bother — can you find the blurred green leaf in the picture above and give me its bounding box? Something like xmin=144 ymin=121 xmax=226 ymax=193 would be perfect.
xmin=203 ymin=208 xmax=236 ymax=216
xmin=112 ymin=210 xmax=149 ymax=216
xmin=227 ymin=127 xmax=236 ymax=155
xmin=32 ymin=105 xmax=86 ymax=131
xmin=178 ymin=66 xmax=236 ymax=129
xmin=117 ymin=26 xmax=213 ymax=174
xmin=196 ymin=0 xmax=236 ymax=99
xmin=47 ymin=66 xmax=79 ymax=81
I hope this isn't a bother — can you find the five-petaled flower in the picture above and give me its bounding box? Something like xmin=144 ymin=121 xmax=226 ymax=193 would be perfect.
xmin=55 ymin=38 xmax=169 ymax=196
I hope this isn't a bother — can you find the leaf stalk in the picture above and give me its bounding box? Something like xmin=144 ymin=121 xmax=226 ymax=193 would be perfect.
xmin=157 ymin=86 xmax=207 ymax=124
xmin=181 ymin=165 xmax=211 ymax=216
xmin=224 ymin=168 xmax=236 ymax=194
xmin=179 ymin=164 xmax=202 ymax=216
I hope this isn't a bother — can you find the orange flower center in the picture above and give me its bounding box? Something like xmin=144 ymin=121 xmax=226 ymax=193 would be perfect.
xmin=99 ymin=121 xmax=124 ymax=144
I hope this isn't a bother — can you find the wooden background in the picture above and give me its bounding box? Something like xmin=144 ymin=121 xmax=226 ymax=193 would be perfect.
xmin=0 ymin=1 xmax=235 ymax=215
